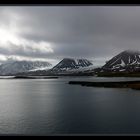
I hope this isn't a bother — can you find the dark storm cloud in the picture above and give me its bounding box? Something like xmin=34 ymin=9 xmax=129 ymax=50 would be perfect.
xmin=0 ymin=6 xmax=140 ymax=65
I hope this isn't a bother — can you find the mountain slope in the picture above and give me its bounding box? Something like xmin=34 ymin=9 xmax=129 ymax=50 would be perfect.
xmin=16 ymin=58 xmax=95 ymax=76
xmin=51 ymin=58 xmax=94 ymax=74
xmin=0 ymin=60 xmax=52 ymax=75
xmin=101 ymin=50 xmax=140 ymax=72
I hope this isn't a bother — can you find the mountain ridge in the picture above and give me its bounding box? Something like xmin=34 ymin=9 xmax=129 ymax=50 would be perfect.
xmin=51 ymin=58 xmax=94 ymax=73
xmin=101 ymin=50 xmax=140 ymax=72
xmin=0 ymin=60 xmax=52 ymax=75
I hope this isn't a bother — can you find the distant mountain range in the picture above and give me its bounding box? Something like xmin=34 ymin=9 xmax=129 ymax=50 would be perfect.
xmin=1 ymin=50 xmax=140 ymax=76
xmin=17 ymin=58 xmax=95 ymax=76
xmin=0 ymin=60 xmax=52 ymax=75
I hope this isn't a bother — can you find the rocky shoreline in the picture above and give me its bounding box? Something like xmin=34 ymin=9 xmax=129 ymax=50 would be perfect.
xmin=68 ymin=81 xmax=140 ymax=90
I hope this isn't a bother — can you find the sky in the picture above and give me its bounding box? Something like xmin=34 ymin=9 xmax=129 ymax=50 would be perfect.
xmin=0 ymin=6 xmax=140 ymax=66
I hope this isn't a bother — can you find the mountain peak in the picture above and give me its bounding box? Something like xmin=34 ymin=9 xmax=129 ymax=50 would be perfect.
xmin=122 ymin=49 xmax=140 ymax=55
xmin=102 ymin=50 xmax=140 ymax=72
xmin=51 ymin=58 xmax=93 ymax=73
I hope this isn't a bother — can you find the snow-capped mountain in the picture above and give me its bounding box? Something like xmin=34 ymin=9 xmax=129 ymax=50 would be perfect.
xmin=101 ymin=50 xmax=140 ymax=72
xmin=0 ymin=60 xmax=52 ymax=75
xmin=51 ymin=58 xmax=94 ymax=74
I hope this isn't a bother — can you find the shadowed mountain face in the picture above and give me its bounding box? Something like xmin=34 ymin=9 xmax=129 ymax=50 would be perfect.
xmin=0 ymin=61 xmax=52 ymax=75
xmin=102 ymin=50 xmax=140 ymax=72
xmin=51 ymin=58 xmax=93 ymax=72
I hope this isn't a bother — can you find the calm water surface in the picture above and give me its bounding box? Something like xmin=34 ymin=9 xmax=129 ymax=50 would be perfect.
xmin=0 ymin=77 xmax=140 ymax=135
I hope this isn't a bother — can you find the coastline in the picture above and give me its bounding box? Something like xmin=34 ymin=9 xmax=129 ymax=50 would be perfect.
xmin=68 ymin=80 xmax=140 ymax=90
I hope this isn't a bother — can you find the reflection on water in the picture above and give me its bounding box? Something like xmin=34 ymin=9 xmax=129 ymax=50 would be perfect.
xmin=0 ymin=77 xmax=140 ymax=135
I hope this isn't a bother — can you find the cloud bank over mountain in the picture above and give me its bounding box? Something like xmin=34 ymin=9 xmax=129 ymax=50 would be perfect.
xmin=0 ymin=6 xmax=140 ymax=66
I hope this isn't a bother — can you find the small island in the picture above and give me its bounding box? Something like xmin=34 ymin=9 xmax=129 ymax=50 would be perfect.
xmin=0 ymin=76 xmax=59 ymax=79
xmin=14 ymin=76 xmax=59 ymax=79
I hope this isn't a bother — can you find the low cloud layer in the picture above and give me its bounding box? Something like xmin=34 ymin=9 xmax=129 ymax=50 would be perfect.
xmin=0 ymin=6 xmax=140 ymax=66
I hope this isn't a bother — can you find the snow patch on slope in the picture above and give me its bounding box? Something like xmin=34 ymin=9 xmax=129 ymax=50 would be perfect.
xmin=120 ymin=59 xmax=125 ymax=67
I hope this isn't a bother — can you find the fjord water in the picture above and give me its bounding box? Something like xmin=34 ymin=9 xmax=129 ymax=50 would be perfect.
xmin=1 ymin=77 xmax=140 ymax=135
